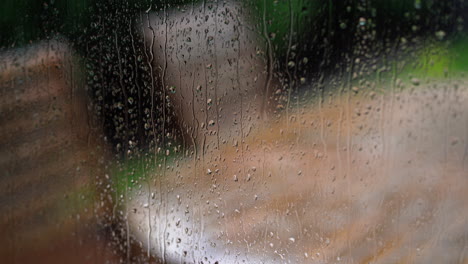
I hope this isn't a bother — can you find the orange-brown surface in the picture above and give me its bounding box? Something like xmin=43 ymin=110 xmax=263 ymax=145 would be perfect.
xmin=0 ymin=40 xmax=115 ymax=263
xmin=128 ymin=80 xmax=468 ymax=263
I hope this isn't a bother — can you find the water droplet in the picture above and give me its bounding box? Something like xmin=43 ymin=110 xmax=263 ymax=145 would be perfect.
xmin=208 ymin=120 xmax=215 ymax=126
xmin=359 ymin=17 xmax=367 ymax=26
xmin=414 ymin=0 xmax=422 ymax=9
xmin=435 ymin=30 xmax=446 ymax=40
xmin=411 ymin=78 xmax=420 ymax=86
xmin=289 ymin=237 xmax=296 ymax=243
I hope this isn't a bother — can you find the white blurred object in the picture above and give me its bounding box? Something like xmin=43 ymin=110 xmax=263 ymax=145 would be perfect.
xmin=142 ymin=0 xmax=272 ymax=148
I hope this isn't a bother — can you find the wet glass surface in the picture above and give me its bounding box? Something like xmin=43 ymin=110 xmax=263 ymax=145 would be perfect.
xmin=1 ymin=1 xmax=467 ymax=263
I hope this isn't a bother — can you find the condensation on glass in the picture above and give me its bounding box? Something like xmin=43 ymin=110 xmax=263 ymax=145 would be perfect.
xmin=1 ymin=0 xmax=467 ymax=263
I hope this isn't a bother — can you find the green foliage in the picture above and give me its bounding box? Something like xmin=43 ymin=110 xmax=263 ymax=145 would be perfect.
xmin=451 ymin=37 xmax=468 ymax=72
xmin=253 ymin=0 xmax=319 ymax=54
xmin=405 ymin=36 xmax=468 ymax=79
xmin=111 ymin=151 xmax=179 ymax=195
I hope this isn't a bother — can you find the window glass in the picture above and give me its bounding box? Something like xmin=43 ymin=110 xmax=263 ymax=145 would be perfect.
xmin=1 ymin=0 xmax=467 ymax=263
